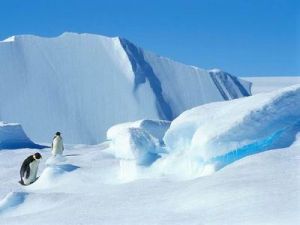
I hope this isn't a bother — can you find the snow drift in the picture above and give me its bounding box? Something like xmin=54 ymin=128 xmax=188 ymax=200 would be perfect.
xmin=107 ymin=120 xmax=170 ymax=166
xmin=0 ymin=122 xmax=44 ymax=149
xmin=158 ymin=84 xmax=300 ymax=177
xmin=108 ymin=85 xmax=300 ymax=179
xmin=0 ymin=33 xmax=251 ymax=144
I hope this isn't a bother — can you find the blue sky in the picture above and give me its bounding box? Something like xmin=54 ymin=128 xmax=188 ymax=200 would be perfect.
xmin=0 ymin=0 xmax=299 ymax=76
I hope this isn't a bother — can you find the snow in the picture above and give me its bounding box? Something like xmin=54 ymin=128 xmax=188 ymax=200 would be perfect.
xmin=103 ymin=85 xmax=300 ymax=179
xmin=141 ymin=51 xmax=251 ymax=117
xmin=107 ymin=119 xmax=170 ymax=144
xmin=159 ymin=85 xmax=300 ymax=177
xmin=0 ymin=122 xmax=45 ymax=149
xmin=209 ymin=69 xmax=252 ymax=99
xmin=107 ymin=120 xmax=170 ymax=180
xmin=1 ymin=36 xmax=15 ymax=42
xmin=244 ymin=76 xmax=300 ymax=94
xmin=0 ymin=32 xmax=250 ymax=144
xmin=0 ymin=138 xmax=299 ymax=224
xmin=0 ymin=83 xmax=299 ymax=224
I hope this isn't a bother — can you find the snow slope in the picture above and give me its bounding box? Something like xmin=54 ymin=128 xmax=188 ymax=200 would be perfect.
xmin=0 ymin=122 xmax=45 ymax=149
xmin=0 ymin=138 xmax=299 ymax=225
xmin=0 ymin=33 xmax=251 ymax=144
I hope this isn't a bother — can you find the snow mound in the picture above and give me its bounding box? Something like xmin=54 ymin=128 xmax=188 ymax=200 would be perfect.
xmin=0 ymin=33 xmax=251 ymax=144
xmin=0 ymin=192 xmax=28 ymax=215
xmin=107 ymin=120 xmax=170 ymax=165
xmin=0 ymin=191 xmax=71 ymax=218
xmin=29 ymin=157 xmax=79 ymax=190
xmin=0 ymin=122 xmax=45 ymax=149
xmin=158 ymin=85 xmax=300 ymax=177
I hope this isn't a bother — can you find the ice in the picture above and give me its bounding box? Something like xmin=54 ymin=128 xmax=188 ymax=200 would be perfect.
xmin=107 ymin=120 xmax=170 ymax=161
xmin=107 ymin=85 xmax=300 ymax=178
xmin=107 ymin=120 xmax=170 ymax=181
xmin=0 ymin=122 xmax=45 ymax=149
xmin=0 ymin=33 xmax=251 ymax=144
xmin=107 ymin=119 xmax=170 ymax=144
xmin=142 ymin=50 xmax=251 ymax=117
xmin=208 ymin=69 xmax=251 ymax=99
xmin=159 ymin=85 xmax=300 ymax=176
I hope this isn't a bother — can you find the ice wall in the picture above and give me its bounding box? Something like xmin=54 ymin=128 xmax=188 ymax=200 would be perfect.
xmin=0 ymin=33 xmax=251 ymax=144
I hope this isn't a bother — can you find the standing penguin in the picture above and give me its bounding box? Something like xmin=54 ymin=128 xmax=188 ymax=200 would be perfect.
xmin=19 ymin=152 xmax=42 ymax=185
xmin=52 ymin=132 xmax=64 ymax=156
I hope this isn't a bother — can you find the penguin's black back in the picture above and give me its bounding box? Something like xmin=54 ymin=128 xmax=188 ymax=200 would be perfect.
xmin=20 ymin=155 xmax=35 ymax=179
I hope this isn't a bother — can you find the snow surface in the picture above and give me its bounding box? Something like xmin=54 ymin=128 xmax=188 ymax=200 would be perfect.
xmin=0 ymin=122 xmax=45 ymax=149
xmin=0 ymin=139 xmax=299 ymax=225
xmin=0 ymin=33 xmax=250 ymax=144
xmin=244 ymin=76 xmax=300 ymax=94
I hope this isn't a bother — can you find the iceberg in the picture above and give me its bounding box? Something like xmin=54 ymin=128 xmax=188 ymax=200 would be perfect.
xmin=0 ymin=33 xmax=251 ymax=144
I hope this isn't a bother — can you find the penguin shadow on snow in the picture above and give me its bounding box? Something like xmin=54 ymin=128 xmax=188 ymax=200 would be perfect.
xmin=45 ymin=155 xmax=80 ymax=172
xmin=64 ymin=154 xmax=80 ymax=157
xmin=0 ymin=192 xmax=28 ymax=215
xmin=55 ymin=164 xmax=80 ymax=172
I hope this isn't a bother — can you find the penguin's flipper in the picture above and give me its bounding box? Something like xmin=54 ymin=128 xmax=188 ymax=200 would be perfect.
xmin=25 ymin=167 xmax=31 ymax=179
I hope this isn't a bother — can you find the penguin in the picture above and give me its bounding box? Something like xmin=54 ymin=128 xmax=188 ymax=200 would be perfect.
xmin=51 ymin=131 xmax=64 ymax=156
xmin=19 ymin=152 xmax=42 ymax=185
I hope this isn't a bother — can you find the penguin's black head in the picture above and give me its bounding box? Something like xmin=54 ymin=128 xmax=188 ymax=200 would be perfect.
xmin=33 ymin=152 xmax=42 ymax=160
xmin=56 ymin=132 xmax=61 ymax=136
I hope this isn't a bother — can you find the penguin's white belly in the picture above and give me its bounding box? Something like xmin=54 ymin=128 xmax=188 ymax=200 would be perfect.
xmin=52 ymin=138 xmax=64 ymax=156
xmin=23 ymin=161 xmax=39 ymax=185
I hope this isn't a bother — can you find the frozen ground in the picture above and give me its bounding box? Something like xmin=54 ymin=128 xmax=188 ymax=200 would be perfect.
xmin=244 ymin=76 xmax=300 ymax=94
xmin=0 ymin=139 xmax=299 ymax=225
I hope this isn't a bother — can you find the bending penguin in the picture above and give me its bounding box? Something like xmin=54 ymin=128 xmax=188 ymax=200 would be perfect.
xmin=19 ymin=152 xmax=42 ymax=185
xmin=52 ymin=131 xmax=64 ymax=156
